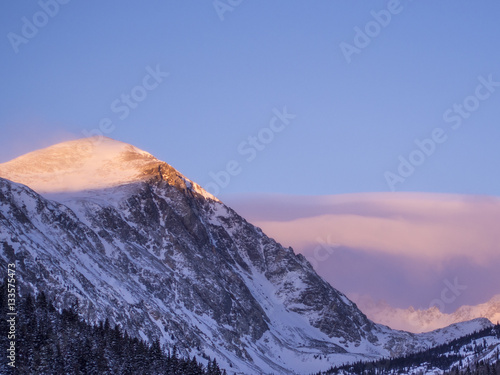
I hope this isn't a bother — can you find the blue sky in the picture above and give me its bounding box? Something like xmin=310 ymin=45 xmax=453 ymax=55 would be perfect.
xmin=1 ymin=0 xmax=500 ymax=197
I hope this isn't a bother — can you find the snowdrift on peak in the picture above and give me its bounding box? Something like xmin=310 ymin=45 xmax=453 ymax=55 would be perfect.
xmin=0 ymin=136 xmax=217 ymax=200
xmin=0 ymin=137 xmax=158 ymax=192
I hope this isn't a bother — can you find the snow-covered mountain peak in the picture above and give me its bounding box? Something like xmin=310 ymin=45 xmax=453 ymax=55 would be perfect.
xmin=0 ymin=136 xmax=217 ymax=200
xmin=0 ymin=136 xmax=156 ymax=192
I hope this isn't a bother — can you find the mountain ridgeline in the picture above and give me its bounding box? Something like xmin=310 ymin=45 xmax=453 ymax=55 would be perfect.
xmin=0 ymin=137 xmax=495 ymax=374
xmin=317 ymin=324 xmax=500 ymax=374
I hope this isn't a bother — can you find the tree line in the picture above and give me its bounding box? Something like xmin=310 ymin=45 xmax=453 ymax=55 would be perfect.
xmin=315 ymin=324 xmax=500 ymax=375
xmin=0 ymin=278 xmax=227 ymax=374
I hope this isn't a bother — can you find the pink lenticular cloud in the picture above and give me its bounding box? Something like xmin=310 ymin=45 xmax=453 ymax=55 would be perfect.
xmin=225 ymin=193 xmax=500 ymax=263
xmin=223 ymin=192 xmax=500 ymax=319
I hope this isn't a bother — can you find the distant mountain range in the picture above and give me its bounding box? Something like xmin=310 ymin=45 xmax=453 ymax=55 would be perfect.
xmin=0 ymin=137 xmax=497 ymax=374
xmin=353 ymin=294 xmax=500 ymax=333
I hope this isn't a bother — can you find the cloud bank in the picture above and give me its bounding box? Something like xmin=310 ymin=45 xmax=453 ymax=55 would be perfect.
xmin=223 ymin=192 xmax=500 ymax=330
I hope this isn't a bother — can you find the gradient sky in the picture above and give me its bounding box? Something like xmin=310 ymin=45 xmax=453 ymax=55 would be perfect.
xmin=1 ymin=1 xmax=500 ymax=197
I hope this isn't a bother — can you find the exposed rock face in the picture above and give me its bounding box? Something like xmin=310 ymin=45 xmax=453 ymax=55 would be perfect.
xmin=0 ymin=138 xmax=492 ymax=374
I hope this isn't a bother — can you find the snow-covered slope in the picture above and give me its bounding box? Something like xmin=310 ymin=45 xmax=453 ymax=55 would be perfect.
xmin=0 ymin=137 xmax=493 ymax=374
xmin=327 ymin=323 xmax=500 ymax=374
xmin=356 ymin=295 xmax=500 ymax=333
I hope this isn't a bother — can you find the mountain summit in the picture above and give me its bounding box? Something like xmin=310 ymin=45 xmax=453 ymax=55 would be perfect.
xmin=0 ymin=138 xmax=492 ymax=374
xmin=0 ymin=137 xmax=214 ymax=199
